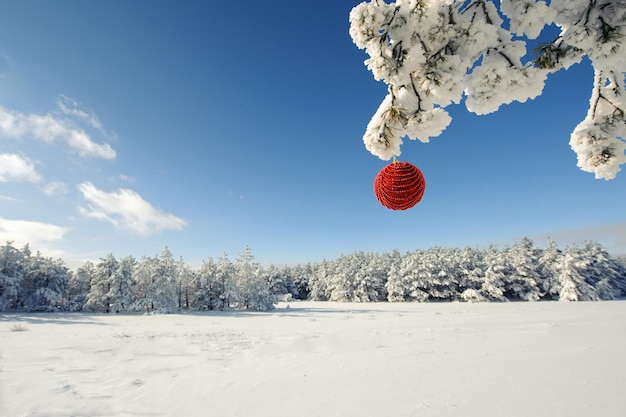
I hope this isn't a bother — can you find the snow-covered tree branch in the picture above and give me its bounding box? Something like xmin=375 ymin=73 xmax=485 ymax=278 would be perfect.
xmin=349 ymin=0 xmax=626 ymax=179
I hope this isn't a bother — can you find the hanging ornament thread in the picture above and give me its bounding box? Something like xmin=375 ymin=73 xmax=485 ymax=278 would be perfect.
xmin=374 ymin=160 xmax=426 ymax=210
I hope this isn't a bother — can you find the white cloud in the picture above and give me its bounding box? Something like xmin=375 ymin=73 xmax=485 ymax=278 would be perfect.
xmin=56 ymin=95 xmax=116 ymax=140
xmin=41 ymin=181 xmax=69 ymax=197
xmin=0 ymin=194 xmax=20 ymax=202
xmin=0 ymin=217 xmax=67 ymax=257
xmin=0 ymin=153 xmax=41 ymax=183
xmin=77 ymin=182 xmax=187 ymax=236
xmin=532 ymin=222 xmax=626 ymax=255
xmin=0 ymin=105 xmax=116 ymax=159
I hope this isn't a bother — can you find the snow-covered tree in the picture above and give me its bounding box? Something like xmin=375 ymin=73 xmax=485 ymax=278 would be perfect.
xmin=215 ymin=252 xmax=238 ymax=309
xmin=328 ymin=253 xmax=358 ymax=302
xmin=191 ymin=257 xmax=217 ymax=310
xmin=176 ymin=256 xmax=195 ymax=310
xmin=506 ymin=237 xmax=542 ymax=301
xmin=417 ymin=247 xmax=460 ymax=301
xmin=386 ymin=262 xmax=407 ymax=301
xmin=21 ymin=250 xmax=70 ymax=312
xmin=67 ymin=261 xmax=96 ymax=311
xmin=349 ymin=0 xmax=626 ymax=179
xmin=537 ymin=238 xmax=563 ymax=299
xmin=290 ymin=263 xmax=313 ymax=300
xmin=354 ymin=252 xmax=389 ymax=302
xmin=456 ymin=246 xmax=486 ymax=298
xmin=575 ymin=241 xmax=626 ymax=299
xmin=130 ymin=248 xmax=178 ymax=313
xmin=265 ymin=264 xmax=297 ymax=300
xmin=84 ymin=253 xmax=118 ymax=313
xmin=108 ymin=255 xmax=135 ymax=313
xmin=558 ymin=245 xmax=600 ymax=301
xmin=480 ymin=246 xmax=511 ymax=301
xmin=392 ymin=250 xmax=430 ymax=302
xmin=0 ymin=242 xmax=24 ymax=311
xmin=309 ymin=258 xmax=332 ymax=301
xmin=235 ymin=246 xmax=275 ymax=311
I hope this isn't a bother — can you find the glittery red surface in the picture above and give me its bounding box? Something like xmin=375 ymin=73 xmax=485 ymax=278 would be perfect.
xmin=374 ymin=161 xmax=426 ymax=210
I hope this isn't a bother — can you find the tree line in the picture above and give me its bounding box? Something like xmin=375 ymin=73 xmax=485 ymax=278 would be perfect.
xmin=1 ymin=238 xmax=625 ymax=313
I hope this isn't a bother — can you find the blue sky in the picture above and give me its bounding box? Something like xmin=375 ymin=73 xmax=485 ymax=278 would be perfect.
xmin=0 ymin=0 xmax=624 ymax=268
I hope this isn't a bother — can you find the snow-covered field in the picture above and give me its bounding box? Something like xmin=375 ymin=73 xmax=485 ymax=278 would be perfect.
xmin=1 ymin=301 xmax=625 ymax=417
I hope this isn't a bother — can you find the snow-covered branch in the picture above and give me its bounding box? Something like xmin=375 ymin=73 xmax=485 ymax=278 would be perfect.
xmin=350 ymin=0 xmax=626 ymax=179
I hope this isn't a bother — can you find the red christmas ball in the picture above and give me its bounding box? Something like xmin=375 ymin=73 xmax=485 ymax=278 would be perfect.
xmin=374 ymin=161 xmax=426 ymax=210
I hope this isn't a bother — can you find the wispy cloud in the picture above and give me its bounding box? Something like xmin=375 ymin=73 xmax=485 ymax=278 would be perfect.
xmin=56 ymin=95 xmax=117 ymax=141
xmin=0 ymin=105 xmax=116 ymax=159
xmin=41 ymin=181 xmax=69 ymax=198
xmin=531 ymin=222 xmax=626 ymax=255
xmin=0 ymin=194 xmax=20 ymax=202
xmin=0 ymin=217 xmax=67 ymax=257
xmin=77 ymin=182 xmax=187 ymax=236
xmin=0 ymin=153 xmax=41 ymax=183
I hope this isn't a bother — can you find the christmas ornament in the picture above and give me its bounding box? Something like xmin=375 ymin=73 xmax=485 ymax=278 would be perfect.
xmin=374 ymin=160 xmax=426 ymax=210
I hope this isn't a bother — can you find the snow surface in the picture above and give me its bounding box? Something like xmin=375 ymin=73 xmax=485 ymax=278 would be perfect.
xmin=2 ymin=300 xmax=625 ymax=417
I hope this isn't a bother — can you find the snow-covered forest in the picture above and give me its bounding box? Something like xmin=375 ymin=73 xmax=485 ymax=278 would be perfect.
xmin=1 ymin=238 xmax=625 ymax=313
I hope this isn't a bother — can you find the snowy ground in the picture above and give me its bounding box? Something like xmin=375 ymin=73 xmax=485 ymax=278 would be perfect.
xmin=1 ymin=301 xmax=625 ymax=417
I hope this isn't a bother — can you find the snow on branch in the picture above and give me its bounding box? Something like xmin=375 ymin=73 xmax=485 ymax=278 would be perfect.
xmin=350 ymin=0 xmax=626 ymax=179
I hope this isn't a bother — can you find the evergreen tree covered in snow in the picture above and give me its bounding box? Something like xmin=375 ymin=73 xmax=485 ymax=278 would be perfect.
xmin=21 ymin=249 xmax=69 ymax=312
xmin=385 ymin=250 xmax=429 ymax=301
xmin=480 ymin=246 xmax=512 ymax=301
xmin=108 ymin=256 xmax=136 ymax=313
xmin=537 ymin=238 xmax=563 ymax=299
xmin=309 ymin=258 xmax=332 ymax=301
xmin=290 ymin=263 xmax=313 ymax=300
xmin=457 ymin=246 xmax=487 ymax=302
xmin=558 ymin=245 xmax=601 ymax=301
xmin=349 ymin=0 xmax=626 ymax=179
xmin=84 ymin=253 xmax=118 ymax=313
xmin=235 ymin=246 xmax=275 ymax=311
xmin=176 ymin=257 xmax=195 ymax=310
xmin=354 ymin=252 xmax=389 ymax=302
xmin=67 ymin=261 xmax=95 ymax=311
xmin=505 ymin=238 xmax=543 ymax=301
xmin=215 ymin=252 xmax=239 ymax=309
xmin=0 ymin=242 xmax=24 ymax=311
xmin=265 ymin=264 xmax=298 ymax=300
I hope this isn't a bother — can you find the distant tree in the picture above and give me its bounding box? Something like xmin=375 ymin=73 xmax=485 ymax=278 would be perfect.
xmin=235 ymin=246 xmax=275 ymax=311
xmin=393 ymin=250 xmax=429 ymax=302
xmin=537 ymin=238 xmax=563 ymax=300
xmin=328 ymin=253 xmax=358 ymax=302
xmin=150 ymin=247 xmax=179 ymax=313
xmin=417 ymin=247 xmax=460 ymax=301
xmin=291 ymin=263 xmax=313 ymax=300
xmin=558 ymin=245 xmax=600 ymax=301
xmin=385 ymin=263 xmax=406 ymax=302
xmin=67 ymin=261 xmax=96 ymax=311
xmin=215 ymin=252 xmax=238 ymax=309
xmin=21 ymin=250 xmax=69 ymax=312
xmin=191 ymin=257 xmax=217 ymax=310
xmin=354 ymin=252 xmax=388 ymax=302
xmin=480 ymin=246 xmax=511 ymax=301
xmin=309 ymin=259 xmax=332 ymax=301
xmin=108 ymin=255 xmax=136 ymax=313
xmin=176 ymin=257 xmax=195 ymax=310
xmin=577 ymin=241 xmax=626 ymax=299
xmin=505 ymin=238 xmax=542 ymax=301
xmin=0 ymin=242 xmax=24 ymax=311
xmin=457 ymin=246 xmax=486 ymax=301
xmin=84 ymin=253 xmax=118 ymax=313
xmin=265 ymin=264 xmax=297 ymax=300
